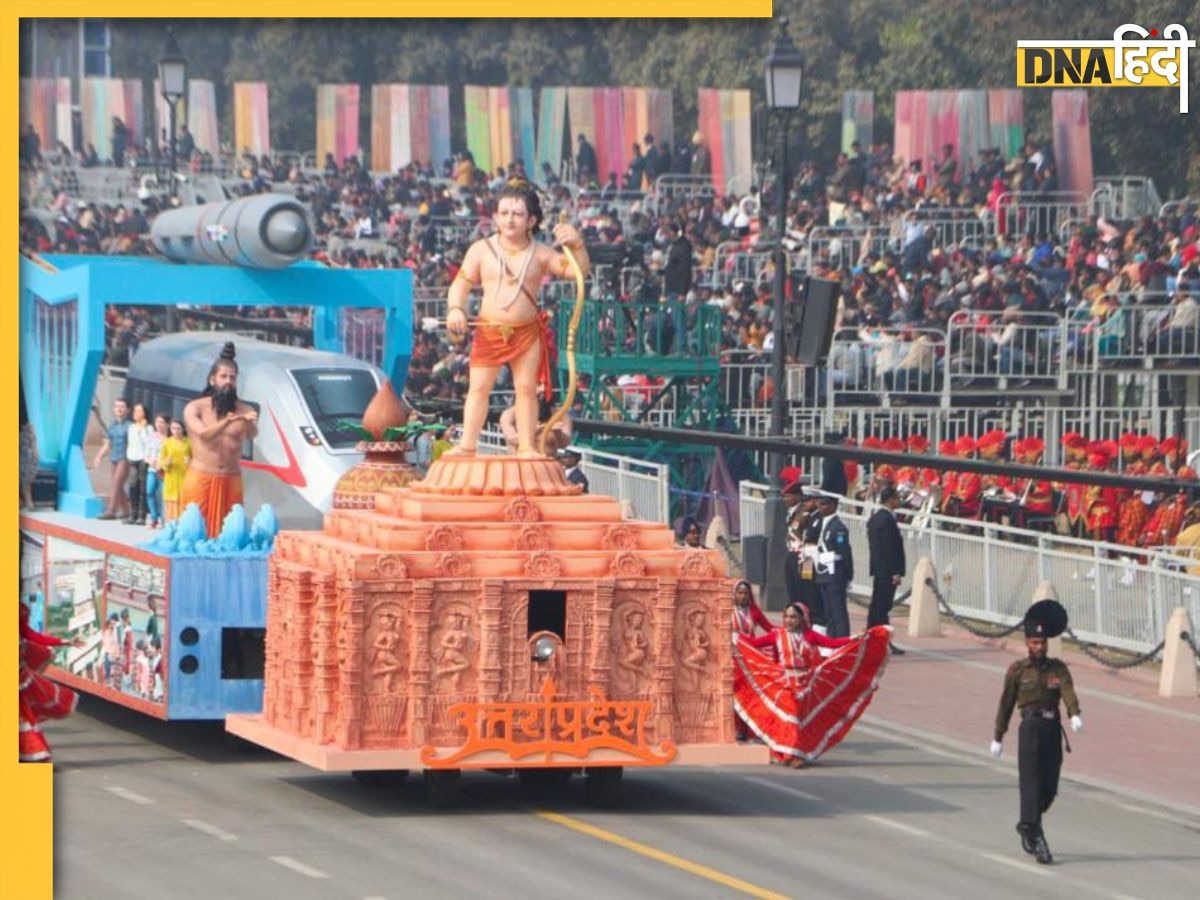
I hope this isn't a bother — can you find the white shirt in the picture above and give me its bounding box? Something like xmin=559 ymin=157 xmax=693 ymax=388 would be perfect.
xmin=126 ymin=422 xmax=151 ymax=462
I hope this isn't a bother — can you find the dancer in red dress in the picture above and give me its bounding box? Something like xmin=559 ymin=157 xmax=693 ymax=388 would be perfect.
xmin=19 ymin=601 xmax=83 ymax=762
xmin=730 ymin=580 xmax=773 ymax=638
xmin=734 ymin=602 xmax=891 ymax=767
xmin=730 ymin=580 xmax=775 ymax=742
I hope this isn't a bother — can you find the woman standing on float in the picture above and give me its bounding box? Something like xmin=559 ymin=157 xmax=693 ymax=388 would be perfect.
xmin=734 ymin=602 xmax=891 ymax=767
xmin=444 ymin=181 xmax=589 ymax=457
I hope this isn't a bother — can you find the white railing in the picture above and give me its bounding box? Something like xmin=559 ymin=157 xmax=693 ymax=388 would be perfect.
xmin=829 ymin=327 xmax=947 ymax=405
xmin=737 ymin=481 xmax=1200 ymax=655
xmin=1158 ymin=198 xmax=1197 ymax=219
xmin=1091 ymin=176 xmax=1162 ymax=219
xmin=994 ymin=191 xmax=1089 ymax=239
xmin=478 ymin=428 xmax=670 ymax=524
xmin=1065 ymin=298 xmax=1200 ymax=369
xmin=946 ymin=311 xmax=1069 ymax=389
xmin=899 ymin=209 xmax=990 ymax=249
xmin=805 ymin=226 xmax=895 ymax=269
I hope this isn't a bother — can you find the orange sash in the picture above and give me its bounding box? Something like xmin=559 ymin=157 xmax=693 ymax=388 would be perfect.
xmin=470 ymin=312 xmax=553 ymax=400
xmin=181 ymin=469 xmax=244 ymax=538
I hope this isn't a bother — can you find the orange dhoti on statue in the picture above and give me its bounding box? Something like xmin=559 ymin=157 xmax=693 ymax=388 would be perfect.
xmin=470 ymin=313 xmax=553 ymax=400
xmin=181 ymin=469 xmax=244 ymax=537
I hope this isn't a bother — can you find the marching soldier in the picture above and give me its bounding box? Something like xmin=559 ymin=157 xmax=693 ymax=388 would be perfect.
xmin=991 ymin=599 xmax=1082 ymax=865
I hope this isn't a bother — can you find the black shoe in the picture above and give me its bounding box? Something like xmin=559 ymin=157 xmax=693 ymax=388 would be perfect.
xmin=890 ymin=643 xmax=907 ymax=656
xmin=122 ymin=517 xmax=137 ymax=524
xmin=97 ymin=512 xmax=116 ymax=520
xmin=1016 ymin=823 xmax=1036 ymax=855
xmin=1033 ymin=834 xmax=1053 ymax=865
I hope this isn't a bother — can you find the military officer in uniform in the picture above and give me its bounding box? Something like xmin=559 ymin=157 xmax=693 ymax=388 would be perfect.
xmin=990 ymin=599 xmax=1082 ymax=865
xmin=813 ymin=494 xmax=854 ymax=637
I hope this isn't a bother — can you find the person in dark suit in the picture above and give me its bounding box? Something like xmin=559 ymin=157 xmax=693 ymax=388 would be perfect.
xmin=814 ymin=494 xmax=854 ymax=637
xmin=558 ymin=447 xmax=589 ymax=493
xmin=867 ymin=485 xmax=907 ymax=655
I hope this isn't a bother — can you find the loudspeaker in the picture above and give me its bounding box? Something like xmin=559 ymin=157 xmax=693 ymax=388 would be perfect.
xmin=742 ymin=535 xmax=768 ymax=584
xmin=793 ymin=276 xmax=840 ymax=366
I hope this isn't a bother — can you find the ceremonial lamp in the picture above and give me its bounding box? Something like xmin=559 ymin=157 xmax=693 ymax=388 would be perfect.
xmin=761 ymin=22 xmax=805 ymax=610
xmin=158 ymin=28 xmax=187 ymax=198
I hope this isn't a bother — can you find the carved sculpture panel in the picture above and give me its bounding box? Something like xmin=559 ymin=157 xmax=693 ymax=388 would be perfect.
xmin=425 ymin=525 xmax=464 ymax=552
xmin=503 ymin=496 xmax=543 ymax=522
xmin=672 ymin=600 xmax=718 ymax=742
xmin=601 ymin=525 xmax=637 ymax=551
xmin=610 ymin=602 xmax=652 ymax=696
xmin=523 ymin=551 xmax=562 ymax=578
xmin=514 ymin=524 xmax=550 ymax=550
xmin=610 ymin=551 xmax=647 ymax=577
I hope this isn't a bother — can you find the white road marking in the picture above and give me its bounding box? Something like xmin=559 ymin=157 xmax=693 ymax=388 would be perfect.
xmin=980 ymin=853 xmax=1051 ymax=877
xmin=269 ymin=856 xmax=329 ymax=879
xmin=181 ymin=818 xmax=238 ymax=841
xmin=104 ymin=785 xmax=154 ymax=806
xmin=862 ymin=814 xmax=931 ymax=838
xmin=739 ymin=774 xmax=824 ymax=803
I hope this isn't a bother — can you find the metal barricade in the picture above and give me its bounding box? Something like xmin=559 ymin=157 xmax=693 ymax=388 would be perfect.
xmin=651 ymin=174 xmax=717 ymax=206
xmin=340 ymin=308 xmax=386 ymax=368
xmin=479 ymin=429 xmax=670 ymax=523
xmin=947 ymin=311 xmax=1067 ymax=388
xmin=805 ymin=227 xmax=895 ymax=269
xmin=994 ymin=191 xmax=1089 ymax=239
xmin=1091 ymin=176 xmax=1162 ymax=219
xmin=738 ymin=480 xmax=1200 ymax=654
xmin=899 ymin=211 xmax=990 ymax=249
xmin=711 ymin=243 xmax=777 ymax=291
xmin=719 ymin=361 xmax=772 ymax=409
xmin=1158 ymin=198 xmax=1197 ymax=220
xmin=1092 ymin=301 xmax=1200 ymax=367
xmin=829 ymin=326 xmax=947 ymax=406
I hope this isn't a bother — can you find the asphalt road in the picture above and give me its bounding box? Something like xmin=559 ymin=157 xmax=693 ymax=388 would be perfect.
xmin=49 ymin=696 xmax=1199 ymax=900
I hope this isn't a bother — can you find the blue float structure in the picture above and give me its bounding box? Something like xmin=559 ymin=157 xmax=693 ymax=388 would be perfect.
xmin=19 ymin=252 xmax=413 ymax=516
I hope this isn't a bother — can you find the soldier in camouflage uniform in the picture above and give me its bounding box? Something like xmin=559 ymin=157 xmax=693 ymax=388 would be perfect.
xmin=991 ymin=599 xmax=1083 ymax=865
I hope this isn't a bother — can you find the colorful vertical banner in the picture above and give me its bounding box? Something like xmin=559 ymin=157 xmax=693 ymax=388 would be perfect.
xmin=464 ymin=84 xmax=492 ymax=173
xmin=122 ymin=79 xmax=144 ymax=147
xmin=153 ymin=78 xmax=187 ymax=155
xmin=1051 ymin=90 xmax=1094 ymax=196
xmin=955 ymin=90 xmax=990 ymax=189
xmin=535 ymin=87 xmax=568 ymax=180
xmin=373 ymin=84 xmax=450 ymax=173
xmin=987 ymin=89 xmax=1025 ymax=161
xmin=841 ymin=90 xmax=874 ymax=154
xmin=19 ymin=78 xmax=70 ymax=150
xmin=512 ymin=87 xmax=536 ymax=175
xmin=566 ymin=87 xmax=597 ymax=181
xmin=646 ymin=88 xmax=675 ymax=160
xmin=698 ymin=88 xmax=752 ymax=194
xmin=81 ymin=78 xmax=119 ymax=162
xmin=187 ymin=79 xmax=220 ymax=156
xmin=233 ymin=82 xmax=270 ymax=157
xmin=463 ymin=86 xmax=536 ymax=178
xmin=316 ymin=83 xmax=360 ymax=167
xmin=428 ymin=85 xmax=451 ymax=175
xmin=595 ymin=86 xmax=625 ymax=184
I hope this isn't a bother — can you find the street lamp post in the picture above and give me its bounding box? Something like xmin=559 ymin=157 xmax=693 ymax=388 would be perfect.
xmin=761 ymin=23 xmax=805 ymax=610
xmin=158 ymin=29 xmax=187 ymax=198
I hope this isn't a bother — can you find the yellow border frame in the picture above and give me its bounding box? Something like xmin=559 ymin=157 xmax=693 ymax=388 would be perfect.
xmin=4 ymin=4 xmax=772 ymax=898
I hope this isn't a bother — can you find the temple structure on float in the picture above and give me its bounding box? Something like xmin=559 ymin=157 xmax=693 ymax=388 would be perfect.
xmin=226 ymin=452 xmax=761 ymax=802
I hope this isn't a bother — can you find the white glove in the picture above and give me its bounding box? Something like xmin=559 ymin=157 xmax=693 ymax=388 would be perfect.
xmin=1070 ymin=715 xmax=1083 ymax=733
xmin=989 ymin=740 xmax=1003 ymax=759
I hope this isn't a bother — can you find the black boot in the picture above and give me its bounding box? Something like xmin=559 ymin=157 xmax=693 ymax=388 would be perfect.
xmin=1016 ymin=823 xmax=1036 ymax=855
xmin=1033 ymin=831 xmax=1053 ymax=865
